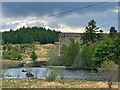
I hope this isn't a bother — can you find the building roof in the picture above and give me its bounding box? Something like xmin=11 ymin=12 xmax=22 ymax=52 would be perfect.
xmin=59 ymin=33 xmax=82 ymax=38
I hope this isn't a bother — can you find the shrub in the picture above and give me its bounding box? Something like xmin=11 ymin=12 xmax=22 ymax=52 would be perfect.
xmin=47 ymin=46 xmax=62 ymax=66
xmin=46 ymin=71 xmax=57 ymax=81
xmin=30 ymin=51 xmax=37 ymax=61
xmin=98 ymin=60 xmax=118 ymax=89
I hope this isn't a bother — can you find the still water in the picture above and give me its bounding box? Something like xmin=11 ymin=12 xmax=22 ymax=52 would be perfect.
xmin=1 ymin=67 xmax=103 ymax=81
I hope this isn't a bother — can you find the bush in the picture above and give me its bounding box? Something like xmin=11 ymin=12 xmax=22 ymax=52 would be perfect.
xmin=46 ymin=71 xmax=57 ymax=81
xmin=47 ymin=46 xmax=62 ymax=66
xmin=30 ymin=51 xmax=37 ymax=61
xmin=11 ymin=51 xmax=22 ymax=60
xmin=98 ymin=60 xmax=118 ymax=89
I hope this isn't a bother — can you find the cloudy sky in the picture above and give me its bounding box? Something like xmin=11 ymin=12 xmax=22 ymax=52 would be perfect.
xmin=1 ymin=1 xmax=119 ymax=33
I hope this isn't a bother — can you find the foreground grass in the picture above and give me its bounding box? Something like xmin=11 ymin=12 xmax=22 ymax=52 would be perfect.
xmin=2 ymin=78 xmax=118 ymax=88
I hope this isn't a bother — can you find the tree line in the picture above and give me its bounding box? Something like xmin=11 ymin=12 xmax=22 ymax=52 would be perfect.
xmin=2 ymin=26 xmax=61 ymax=44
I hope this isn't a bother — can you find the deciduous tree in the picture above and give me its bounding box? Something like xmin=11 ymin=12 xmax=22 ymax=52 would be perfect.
xmin=62 ymin=40 xmax=80 ymax=66
xmin=98 ymin=60 xmax=118 ymax=89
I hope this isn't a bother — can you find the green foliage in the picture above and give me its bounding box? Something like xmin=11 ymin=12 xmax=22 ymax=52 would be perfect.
xmin=73 ymin=42 xmax=98 ymax=69
xmin=92 ymin=36 xmax=120 ymax=67
xmin=114 ymin=32 xmax=120 ymax=61
xmin=109 ymin=26 xmax=117 ymax=39
xmin=2 ymin=44 xmax=21 ymax=60
xmin=2 ymin=44 xmax=34 ymax=60
xmin=10 ymin=51 xmax=22 ymax=60
xmin=2 ymin=26 xmax=61 ymax=44
xmin=46 ymin=71 xmax=57 ymax=81
xmin=2 ymin=51 xmax=11 ymax=59
xmin=62 ymin=40 xmax=80 ymax=67
xmin=30 ymin=51 xmax=37 ymax=61
xmin=81 ymin=19 xmax=103 ymax=45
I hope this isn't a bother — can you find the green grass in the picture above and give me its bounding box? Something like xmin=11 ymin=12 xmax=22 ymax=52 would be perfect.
xmin=37 ymin=58 xmax=48 ymax=61
xmin=43 ymin=66 xmax=66 ymax=69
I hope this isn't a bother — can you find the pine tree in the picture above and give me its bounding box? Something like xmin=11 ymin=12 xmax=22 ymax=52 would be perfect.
xmin=81 ymin=19 xmax=101 ymax=45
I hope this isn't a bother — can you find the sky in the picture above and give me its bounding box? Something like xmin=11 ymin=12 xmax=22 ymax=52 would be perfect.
xmin=1 ymin=1 xmax=119 ymax=33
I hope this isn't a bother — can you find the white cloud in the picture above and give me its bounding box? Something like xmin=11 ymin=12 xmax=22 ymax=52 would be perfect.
xmin=1 ymin=7 xmax=118 ymax=33
xmin=1 ymin=14 xmax=85 ymax=32
xmin=56 ymin=23 xmax=85 ymax=33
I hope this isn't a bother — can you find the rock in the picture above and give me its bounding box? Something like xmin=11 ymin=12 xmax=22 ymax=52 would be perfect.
xmin=22 ymin=70 xmax=27 ymax=72
xmin=26 ymin=72 xmax=34 ymax=78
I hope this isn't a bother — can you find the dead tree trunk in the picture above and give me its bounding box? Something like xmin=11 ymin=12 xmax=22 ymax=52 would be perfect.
xmin=108 ymin=80 xmax=112 ymax=89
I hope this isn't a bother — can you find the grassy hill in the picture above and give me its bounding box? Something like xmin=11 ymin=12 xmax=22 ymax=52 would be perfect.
xmin=2 ymin=43 xmax=58 ymax=61
xmin=34 ymin=44 xmax=56 ymax=60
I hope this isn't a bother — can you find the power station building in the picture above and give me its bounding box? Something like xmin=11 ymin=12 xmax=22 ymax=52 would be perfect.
xmin=59 ymin=33 xmax=82 ymax=45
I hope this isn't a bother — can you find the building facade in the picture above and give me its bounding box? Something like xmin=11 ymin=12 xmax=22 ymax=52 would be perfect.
xmin=59 ymin=33 xmax=82 ymax=45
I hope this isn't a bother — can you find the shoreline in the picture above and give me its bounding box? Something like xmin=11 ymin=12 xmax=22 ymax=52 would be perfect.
xmin=1 ymin=78 xmax=118 ymax=88
xmin=2 ymin=60 xmax=97 ymax=71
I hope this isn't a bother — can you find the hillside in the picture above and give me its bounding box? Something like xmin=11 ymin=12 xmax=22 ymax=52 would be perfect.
xmin=34 ymin=44 xmax=56 ymax=60
xmin=2 ymin=26 xmax=61 ymax=44
xmin=2 ymin=44 xmax=57 ymax=61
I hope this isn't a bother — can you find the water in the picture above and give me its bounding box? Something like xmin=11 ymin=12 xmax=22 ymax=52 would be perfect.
xmin=1 ymin=67 xmax=103 ymax=81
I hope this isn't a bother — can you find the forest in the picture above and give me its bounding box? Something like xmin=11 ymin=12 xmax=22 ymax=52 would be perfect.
xmin=2 ymin=26 xmax=61 ymax=44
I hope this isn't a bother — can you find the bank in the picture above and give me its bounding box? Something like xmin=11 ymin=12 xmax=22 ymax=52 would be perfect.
xmin=1 ymin=78 xmax=118 ymax=88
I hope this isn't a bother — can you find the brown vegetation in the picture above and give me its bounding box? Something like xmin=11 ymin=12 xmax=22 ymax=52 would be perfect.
xmin=1 ymin=60 xmax=22 ymax=69
xmin=2 ymin=78 xmax=118 ymax=88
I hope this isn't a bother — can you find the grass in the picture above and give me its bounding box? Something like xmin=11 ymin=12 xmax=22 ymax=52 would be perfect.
xmin=43 ymin=66 xmax=66 ymax=69
xmin=1 ymin=60 xmax=21 ymax=69
xmin=1 ymin=78 xmax=118 ymax=88
xmin=37 ymin=58 xmax=48 ymax=61
xmin=1 ymin=59 xmax=47 ymax=69
xmin=35 ymin=44 xmax=56 ymax=58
